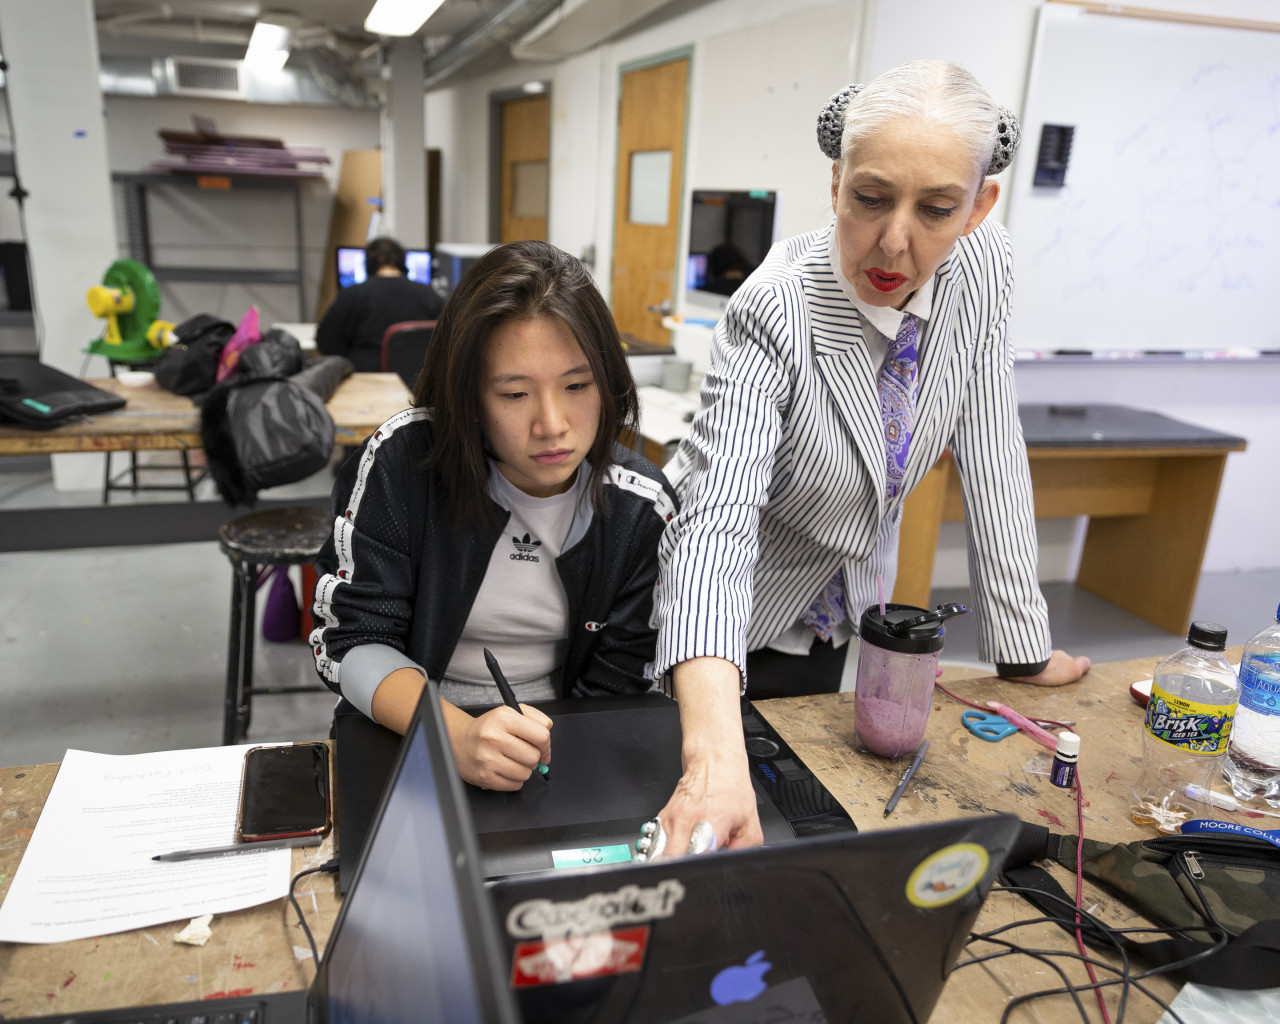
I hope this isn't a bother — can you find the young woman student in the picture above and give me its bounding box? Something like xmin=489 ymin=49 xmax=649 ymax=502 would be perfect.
xmin=650 ymin=61 xmax=1091 ymax=857
xmin=311 ymin=241 xmax=677 ymax=791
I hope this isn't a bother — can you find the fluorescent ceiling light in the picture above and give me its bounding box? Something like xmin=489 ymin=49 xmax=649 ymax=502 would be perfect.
xmin=365 ymin=0 xmax=447 ymax=37
xmin=245 ymin=11 xmax=297 ymax=71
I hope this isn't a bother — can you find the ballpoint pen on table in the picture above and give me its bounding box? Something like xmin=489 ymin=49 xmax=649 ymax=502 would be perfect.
xmin=483 ymin=646 xmax=550 ymax=778
xmin=884 ymin=740 xmax=930 ymax=817
xmin=153 ymin=834 xmax=322 ymax=862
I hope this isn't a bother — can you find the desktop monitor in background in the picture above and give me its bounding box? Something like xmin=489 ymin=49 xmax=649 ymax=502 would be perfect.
xmin=335 ymin=247 xmax=433 ymax=288
xmin=434 ymin=242 xmax=496 ymax=295
xmin=685 ymin=189 xmax=780 ymax=312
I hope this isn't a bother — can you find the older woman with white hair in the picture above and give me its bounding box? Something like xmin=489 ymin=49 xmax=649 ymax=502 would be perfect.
xmin=650 ymin=60 xmax=1091 ymax=856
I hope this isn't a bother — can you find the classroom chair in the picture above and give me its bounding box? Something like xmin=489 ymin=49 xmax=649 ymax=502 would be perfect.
xmin=380 ymin=320 xmax=436 ymax=390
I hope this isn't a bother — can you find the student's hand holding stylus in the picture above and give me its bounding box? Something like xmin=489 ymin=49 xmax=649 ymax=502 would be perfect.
xmin=441 ymin=700 xmax=552 ymax=791
xmin=651 ymin=657 xmax=763 ymax=858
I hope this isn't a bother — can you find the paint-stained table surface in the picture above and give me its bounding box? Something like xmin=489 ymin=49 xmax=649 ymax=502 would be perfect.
xmin=0 ymin=653 xmax=1259 ymax=1021
xmin=0 ymin=372 xmax=411 ymax=455
xmin=755 ymin=648 xmax=1254 ymax=1022
xmin=0 ymin=753 xmax=341 ymax=1019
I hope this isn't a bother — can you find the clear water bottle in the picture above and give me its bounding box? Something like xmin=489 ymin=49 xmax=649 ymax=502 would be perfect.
xmin=1130 ymin=621 xmax=1239 ymax=834
xmin=1223 ymin=603 xmax=1280 ymax=806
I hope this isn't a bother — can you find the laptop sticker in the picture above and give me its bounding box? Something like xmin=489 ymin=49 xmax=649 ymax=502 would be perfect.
xmin=906 ymin=842 xmax=990 ymax=908
xmin=510 ymin=926 xmax=649 ymax=988
xmin=664 ymin=976 xmax=829 ymax=1024
xmin=710 ymin=949 xmax=771 ymax=1005
xmin=506 ymin=879 xmax=686 ymax=939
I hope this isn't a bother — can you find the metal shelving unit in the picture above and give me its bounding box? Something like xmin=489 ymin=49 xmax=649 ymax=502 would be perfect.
xmin=113 ymin=172 xmax=307 ymax=319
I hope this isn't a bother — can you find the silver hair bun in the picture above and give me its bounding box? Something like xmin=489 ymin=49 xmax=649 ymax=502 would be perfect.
xmin=988 ymin=107 xmax=1021 ymax=175
xmin=816 ymin=86 xmax=1022 ymax=175
xmin=816 ymin=84 xmax=863 ymax=161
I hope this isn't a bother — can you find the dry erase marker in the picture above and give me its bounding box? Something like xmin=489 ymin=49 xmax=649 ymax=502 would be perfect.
xmin=884 ymin=740 xmax=929 ymax=817
xmin=483 ymin=647 xmax=550 ymax=778
xmin=153 ymin=834 xmax=322 ymax=862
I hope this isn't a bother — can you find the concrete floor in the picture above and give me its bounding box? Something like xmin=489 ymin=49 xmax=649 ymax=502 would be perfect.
xmin=2 ymin=455 xmax=1277 ymax=766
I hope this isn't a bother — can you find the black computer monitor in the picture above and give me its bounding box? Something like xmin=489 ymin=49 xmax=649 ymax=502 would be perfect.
xmin=336 ymin=247 xmax=432 ymax=288
xmin=685 ymin=189 xmax=780 ymax=311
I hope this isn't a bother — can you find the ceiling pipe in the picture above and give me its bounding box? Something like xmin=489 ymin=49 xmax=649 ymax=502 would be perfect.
xmin=421 ymin=0 xmax=563 ymax=89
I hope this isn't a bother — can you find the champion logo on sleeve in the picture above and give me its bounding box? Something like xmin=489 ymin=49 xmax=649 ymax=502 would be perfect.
xmin=585 ymin=621 xmax=606 ymax=632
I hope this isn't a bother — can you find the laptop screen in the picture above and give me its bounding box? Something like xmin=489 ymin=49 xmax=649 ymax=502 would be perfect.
xmin=336 ymin=247 xmax=432 ymax=288
xmin=320 ymin=706 xmax=518 ymax=1023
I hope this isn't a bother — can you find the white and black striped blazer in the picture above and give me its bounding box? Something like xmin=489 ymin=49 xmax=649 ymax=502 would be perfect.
xmin=654 ymin=220 xmax=1051 ymax=683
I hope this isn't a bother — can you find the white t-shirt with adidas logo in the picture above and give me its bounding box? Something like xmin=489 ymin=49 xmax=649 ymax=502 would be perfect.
xmin=441 ymin=461 xmax=591 ymax=700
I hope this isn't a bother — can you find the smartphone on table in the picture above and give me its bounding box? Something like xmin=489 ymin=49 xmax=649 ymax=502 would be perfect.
xmin=236 ymin=741 xmax=332 ymax=842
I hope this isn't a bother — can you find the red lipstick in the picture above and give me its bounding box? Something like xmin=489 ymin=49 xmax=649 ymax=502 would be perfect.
xmin=865 ymin=268 xmax=907 ymax=292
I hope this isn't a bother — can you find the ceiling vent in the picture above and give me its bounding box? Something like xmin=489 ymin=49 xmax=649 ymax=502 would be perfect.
xmin=166 ymin=57 xmax=244 ymax=98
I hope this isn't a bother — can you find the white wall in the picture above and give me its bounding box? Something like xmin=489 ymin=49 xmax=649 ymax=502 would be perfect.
xmin=858 ymin=0 xmax=1280 ymax=579
xmin=430 ymin=0 xmax=1277 ymax=581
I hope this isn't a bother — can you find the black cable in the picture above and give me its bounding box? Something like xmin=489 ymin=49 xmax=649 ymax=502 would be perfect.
xmin=991 ymin=881 xmax=1232 ymax=986
xmin=288 ymin=857 xmax=339 ymax=970
xmin=964 ymin=887 xmax=1231 ymax=1023
xmin=959 ymin=939 xmax=1091 ymax=1022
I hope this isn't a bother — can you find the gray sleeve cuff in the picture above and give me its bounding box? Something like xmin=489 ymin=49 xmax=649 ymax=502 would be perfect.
xmin=339 ymin=645 xmax=428 ymax=722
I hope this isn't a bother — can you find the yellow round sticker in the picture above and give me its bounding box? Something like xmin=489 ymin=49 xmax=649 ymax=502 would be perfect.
xmin=906 ymin=843 xmax=990 ymax=908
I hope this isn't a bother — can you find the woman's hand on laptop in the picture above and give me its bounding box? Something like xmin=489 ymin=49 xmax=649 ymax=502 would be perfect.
xmin=654 ymin=658 xmax=764 ymax=857
xmin=442 ymin=700 xmax=553 ymax=791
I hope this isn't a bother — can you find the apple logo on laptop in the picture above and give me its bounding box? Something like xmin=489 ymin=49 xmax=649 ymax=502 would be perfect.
xmin=710 ymin=950 xmax=771 ymax=1005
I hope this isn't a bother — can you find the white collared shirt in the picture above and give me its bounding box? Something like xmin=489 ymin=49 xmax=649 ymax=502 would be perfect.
xmin=828 ymin=228 xmax=935 ymax=372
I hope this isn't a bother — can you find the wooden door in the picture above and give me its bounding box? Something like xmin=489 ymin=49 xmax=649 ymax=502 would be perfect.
xmin=611 ymin=57 xmax=688 ymax=347
xmin=500 ymin=94 xmax=550 ymax=243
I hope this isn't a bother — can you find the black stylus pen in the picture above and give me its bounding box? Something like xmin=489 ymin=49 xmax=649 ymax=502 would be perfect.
xmin=884 ymin=739 xmax=929 ymax=817
xmin=483 ymin=647 xmax=550 ymax=778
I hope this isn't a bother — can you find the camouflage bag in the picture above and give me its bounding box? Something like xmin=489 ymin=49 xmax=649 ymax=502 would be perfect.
xmin=1002 ymin=822 xmax=1280 ymax=989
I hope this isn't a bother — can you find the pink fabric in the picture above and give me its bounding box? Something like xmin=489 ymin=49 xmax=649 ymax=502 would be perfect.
xmin=215 ymin=305 xmax=262 ymax=383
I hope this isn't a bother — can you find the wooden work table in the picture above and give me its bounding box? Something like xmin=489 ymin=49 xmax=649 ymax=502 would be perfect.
xmin=0 ymin=373 xmax=412 ymax=456
xmin=0 ymin=654 xmax=1259 ymax=1021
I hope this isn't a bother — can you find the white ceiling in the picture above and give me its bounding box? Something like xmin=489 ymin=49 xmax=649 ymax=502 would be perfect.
xmin=93 ymin=1 xmax=492 ymax=51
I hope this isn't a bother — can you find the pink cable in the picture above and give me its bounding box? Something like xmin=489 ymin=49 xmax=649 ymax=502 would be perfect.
xmin=1074 ymin=776 xmax=1111 ymax=1024
xmin=987 ymin=701 xmax=1059 ymax=751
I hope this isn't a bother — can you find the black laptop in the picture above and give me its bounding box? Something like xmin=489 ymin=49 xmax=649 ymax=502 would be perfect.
xmin=13 ymin=685 xmax=520 ymax=1024
xmin=334 ymin=694 xmax=856 ymax=887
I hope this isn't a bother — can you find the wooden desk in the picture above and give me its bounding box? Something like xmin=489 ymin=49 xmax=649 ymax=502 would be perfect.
xmin=0 ymin=759 xmax=342 ymax=1018
xmin=1 ymin=656 xmax=1256 ymax=1021
xmin=894 ymin=405 xmax=1246 ymax=636
xmin=0 ymin=373 xmax=411 ymax=457
xmin=758 ymin=650 xmax=1260 ymax=1023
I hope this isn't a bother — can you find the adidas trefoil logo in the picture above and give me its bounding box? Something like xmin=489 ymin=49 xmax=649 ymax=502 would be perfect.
xmin=510 ymin=532 xmax=541 ymax=563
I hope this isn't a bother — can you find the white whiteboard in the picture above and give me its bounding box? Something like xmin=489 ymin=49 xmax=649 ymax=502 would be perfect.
xmin=1006 ymin=3 xmax=1280 ymax=355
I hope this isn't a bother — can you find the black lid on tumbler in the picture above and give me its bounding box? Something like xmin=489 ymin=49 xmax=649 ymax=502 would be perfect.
xmin=859 ymin=603 xmax=947 ymax=655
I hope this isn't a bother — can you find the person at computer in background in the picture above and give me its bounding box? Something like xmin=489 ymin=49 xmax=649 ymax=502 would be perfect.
xmin=315 ymin=236 xmax=445 ymax=372
xmin=651 ymin=61 xmax=1091 ymax=856
xmin=310 ymin=240 xmax=677 ymax=791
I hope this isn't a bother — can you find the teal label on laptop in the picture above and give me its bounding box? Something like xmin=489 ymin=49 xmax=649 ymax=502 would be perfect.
xmin=22 ymin=398 xmax=52 ymax=414
xmin=551 ymin=844 xmax=633 ymax=870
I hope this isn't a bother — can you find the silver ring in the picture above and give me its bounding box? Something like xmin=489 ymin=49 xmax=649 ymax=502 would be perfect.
xmin=687 ymin=820 xmax=717 ymax=855
xmin=636 ymin=816 xmax=667 ymax=861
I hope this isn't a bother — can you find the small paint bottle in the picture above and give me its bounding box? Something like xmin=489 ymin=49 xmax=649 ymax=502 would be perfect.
xmin=1050 ymin=731 xmax=1080 ymax=788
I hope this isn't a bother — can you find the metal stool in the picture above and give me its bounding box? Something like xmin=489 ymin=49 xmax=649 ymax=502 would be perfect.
xmin=218 ymin=505 xmax=333 ymax=745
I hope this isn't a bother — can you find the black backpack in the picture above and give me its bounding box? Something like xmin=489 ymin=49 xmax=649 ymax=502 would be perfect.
xmin=200 ymin=356 xmax=353 ymax=506
xmin=152 ymin=314 xmax=235 ymax=396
